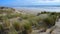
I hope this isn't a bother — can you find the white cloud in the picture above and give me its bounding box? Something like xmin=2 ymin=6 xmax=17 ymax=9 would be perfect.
xmin=37 ymin=0 xmax=60 ymax=2
xmin=33 ymin=0 xmax=60 ymax=3
xmin=11 ymin=0 xmax=60 ymax=5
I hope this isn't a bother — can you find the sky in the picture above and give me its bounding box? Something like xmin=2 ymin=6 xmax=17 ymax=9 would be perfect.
xmin=0 ymin=0 xmax=60 ymax=7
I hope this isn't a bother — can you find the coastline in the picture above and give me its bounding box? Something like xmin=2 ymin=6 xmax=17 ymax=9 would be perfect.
xmin=13 ymin=7 xmax=60 ymax=12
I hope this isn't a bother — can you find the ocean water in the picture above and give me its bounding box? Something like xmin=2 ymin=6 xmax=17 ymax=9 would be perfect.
xmin=14 ymin=7 xmax=60 ymax=12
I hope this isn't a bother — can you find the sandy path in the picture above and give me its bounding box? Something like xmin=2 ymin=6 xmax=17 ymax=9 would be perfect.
xmin=51 ymin=19 xmax=60 ymax=34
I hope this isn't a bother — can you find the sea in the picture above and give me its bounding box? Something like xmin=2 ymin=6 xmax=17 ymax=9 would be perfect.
xmin=13 ymin=5 xmax=60 ymax=12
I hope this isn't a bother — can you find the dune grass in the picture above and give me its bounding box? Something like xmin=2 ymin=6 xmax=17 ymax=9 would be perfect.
xmin=0 ymin=8 xmax=60 ymax=34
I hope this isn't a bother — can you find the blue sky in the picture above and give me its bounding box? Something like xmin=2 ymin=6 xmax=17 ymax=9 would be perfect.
xmin=0 ymin=0 xmax=60 ymax=7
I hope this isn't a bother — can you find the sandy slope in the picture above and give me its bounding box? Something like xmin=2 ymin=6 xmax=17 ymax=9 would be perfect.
xmin=51 ymin=19 xmax=60 ymax=34
xmin=31 ymin=19 xmax=60 ymax=34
